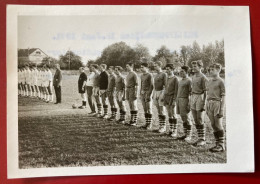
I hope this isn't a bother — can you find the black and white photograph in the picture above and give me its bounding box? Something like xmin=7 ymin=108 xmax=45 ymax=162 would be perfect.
xmin=7 ymin=5 xmax=254 ymax=178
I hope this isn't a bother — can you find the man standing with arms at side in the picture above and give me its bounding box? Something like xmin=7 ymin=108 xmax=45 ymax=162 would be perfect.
xmin=140 ymin=63 xmax=154 ymax=129
xmin=83 ymin=65 xmax=96 ymax=115
xmin=125 ymin=63 xmax=139 ymax=126
xmin=53 ymin=64 xmax=62 ymax=104
xmin=153 ymin=61 xmax=167 ymax=132
xmin=206 ymin=63 xmax=226 ymax=152
xmin=114 ymin=66 xmax=126 ymax=123
xmin=190 ymin=60 xmax=208 ymax=146
xmin=99 ymin=64 xmax=109 ymax=119
xmin=164 ymin=64 xmax=179 ymax=139
xmin=78 ymin=67 xmax=87 ymax=109
xmin=107 ymin=66 xmax=118 ymax=121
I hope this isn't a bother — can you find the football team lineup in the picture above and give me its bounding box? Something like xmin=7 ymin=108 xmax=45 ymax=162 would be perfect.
xmin=18 ymin=60 xmax=226 ymax=168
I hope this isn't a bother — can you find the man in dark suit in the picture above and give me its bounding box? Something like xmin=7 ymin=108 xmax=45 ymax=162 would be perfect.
xmin=53 ymin=64 xmax=62 ymax=104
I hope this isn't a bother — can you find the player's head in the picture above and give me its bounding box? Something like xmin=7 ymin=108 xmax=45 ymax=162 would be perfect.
xmin=108 ymin=66 xmax=114 ymax=74
xmin=140 ymin=62 xmax=149 ymax=73
xmin=153 ymin=60 xmax=163 ymax=71
xmin=191 ymin=60 xmax=203 ymax=73
xmin=179 ymin=65 xmax=190 ymax=78
xmin=79 ymin=67 xmax=85 ymax=73
xmin=165 ymin=64 xmax=174 ymax=75
xmin=55 ymin=63 xmax=60 ymax=69
xmin=100 ymin=64 xmax=107 ymax=71
xmin=209 ymin=63 xmax=222 ymax=76
xmin=91 ymin=64 xmax=99 ymax=72
xmin=115 ymin=66 xmax=123 ymax=75
xmin=126 ymin=62 xmax=134 ymax=72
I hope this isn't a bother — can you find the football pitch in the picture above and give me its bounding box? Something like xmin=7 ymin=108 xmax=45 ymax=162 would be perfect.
xmin=18 ymin=74 xmax=226 ymax=168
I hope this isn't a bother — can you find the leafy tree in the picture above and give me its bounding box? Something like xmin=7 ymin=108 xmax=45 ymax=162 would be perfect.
xmin=153 ymin=45 xmax=173 ymax=64
xmin=59 ymin=50 xmax=83 ymax=70
xmin=98 ymin=42 xmax=135 ymax=67
xmin=18 ymin=57 xmax=31 ymax=66
xmin=41 ymin=57 xmax=59 ymax=68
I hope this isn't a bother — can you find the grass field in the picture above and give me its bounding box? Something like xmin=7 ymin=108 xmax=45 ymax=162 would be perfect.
xmin=18 ymin=74 xmax=226 ymax=168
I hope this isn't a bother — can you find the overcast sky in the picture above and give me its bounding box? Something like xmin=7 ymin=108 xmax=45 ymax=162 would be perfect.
xmin=18 ymin=15 xmax=224 ymax=64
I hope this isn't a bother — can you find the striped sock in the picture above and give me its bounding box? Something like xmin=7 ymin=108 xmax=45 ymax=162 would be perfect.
xmin=197 ymin=124 xmax=206 ymax=141
xmin=133 ymin=110 xmax=138 ymax=124
xmin=169 ymin=118 xmax=174 ymax=132
xmin=183 ymin=123 xmax=187 ymax=135
xmin=144 ymin=113 xmax=148 ymax=125
xmin=158 ymin=115 xmax=162 ymax=128
xmin=110 ymin=108 xmax=114 ymax=118
xmin=130 ymin=111 xmax=134 ymax=123
xmin=121 ymin=110 xmax=126 ymax=121
xmin=97 ymin=104 xmax=102 ymax=115
xmin=147 ymin=113 xmax=152 ymax=126
xmin=213 ymin=131 xmax=219 ymax=146
xmin=172 ymin=118 xmax=177 ymax=132
xmin=186 ymin=124 xmax=192 ymax=137
xmin=114 ymin=108 xmax=118 ymax=118
xmin=217 ymin=130 xmax=225 ymax=147
xmin=103 ymin=105 xmax=108 ymax=116
xmin=161 ymin=115 xmax=166 ymax=128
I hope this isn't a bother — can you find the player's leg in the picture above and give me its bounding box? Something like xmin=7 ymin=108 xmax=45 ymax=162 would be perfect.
xmin=101 ymin=91 xmax=109 ymax=119
xmin=86 ymin=86 xmax=96 ymax=114
xmin=94 ymin=88 xmax=102 ymax=117
xmin=108 ymin=93 xmax=116 ymax=121
xmin=209 ymin=101 xmax=225 ymax=152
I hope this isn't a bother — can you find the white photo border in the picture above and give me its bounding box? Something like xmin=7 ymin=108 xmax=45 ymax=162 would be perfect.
xmin=7 ymin=5 xmax=254 ymax=178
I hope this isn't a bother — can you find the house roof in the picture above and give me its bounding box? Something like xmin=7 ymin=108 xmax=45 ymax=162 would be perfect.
xmin=18 ymin=48 xmax=48 ymax=57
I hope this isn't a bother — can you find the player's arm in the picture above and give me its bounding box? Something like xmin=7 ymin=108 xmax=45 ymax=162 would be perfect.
xmin=134 ymin=73 xmax=139 ymax=97
xmin=174 ymin=77 xmax=179 ymax=100
xmin=218 ymin=80 xmax=226 ymax=118
xmin=112 ymin=76 xmax=116 ymax=93
xmin=57 ymin=70 xmax=62 ymax=87
xmin=163 ymin=73 xmax=167 ymax=90
xmin=122 ymin=77 xmax=126 ymax=101
xmin=202 ymin=76 xmax=208 ymax=111
xmin=149 ymin=74 xmax=154 ymax=97
xmin=188 ymin=80 xmax=192 ymax=110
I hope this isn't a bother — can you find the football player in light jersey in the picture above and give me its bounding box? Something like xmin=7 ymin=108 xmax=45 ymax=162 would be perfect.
xmin=46 ymin=66 xmax=53 ymax=103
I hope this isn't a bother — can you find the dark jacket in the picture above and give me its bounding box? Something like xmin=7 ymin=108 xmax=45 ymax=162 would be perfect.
xmin=99 ymin=71 xmax=109 ymax=90
xmin=53 ymin=69 xmax=62 ymax=87
xmin=78 ymin=72 xmax=87 ymax=93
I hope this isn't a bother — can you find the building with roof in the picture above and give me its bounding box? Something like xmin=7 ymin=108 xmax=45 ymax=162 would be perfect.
xmin=18 ymin=48 xmax=48 ymax=65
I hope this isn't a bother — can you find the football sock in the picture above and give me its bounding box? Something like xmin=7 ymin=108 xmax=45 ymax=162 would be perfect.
xmin=103 ymin=105 xmax=108 ymax=116
xmin=132 ymin=110 xmax=138 ymax=124
xmin=196 ymin=124 xmax=206 ymax=141
xmin=97 ymin=104 xmax=102 ymax=115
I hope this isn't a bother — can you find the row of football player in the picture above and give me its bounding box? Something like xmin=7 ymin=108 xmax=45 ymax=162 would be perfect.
xmin=18 ymin=64 xmax=54 ymax=103
xmin=78 ymin=60 xmax=225 ymax=153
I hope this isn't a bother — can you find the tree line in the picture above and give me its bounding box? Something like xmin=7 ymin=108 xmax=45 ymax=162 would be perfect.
xmin=18 ymin=40 xmax=224 ymax=70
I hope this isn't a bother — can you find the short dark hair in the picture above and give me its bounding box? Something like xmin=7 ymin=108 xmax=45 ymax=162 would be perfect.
xmin=140 ymin=62 xmax=149 ymax=68
xmin=212 ymin=63 xmax=222 ymax=70
xmin=126 ymin=63 xmax=134 ymax=68
xmin=181 ymin=65 xmax=189 ymax=73
xmin=165 ymin=64 xmax=174 ymax=70
xmin=100 ymin=64 xmax=107 ymax=69
xmin=109 ymin=66 xmax=115 ymax=70
xmin=154 ymin=60 xmax=163 ymax=67
xmin=191 ymin=60 xmax=203 ymax=68
xmin=91 ymin=64 xmax=99 ymax=69
xmin=115 ymin=66 xmax=123 ymax=72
